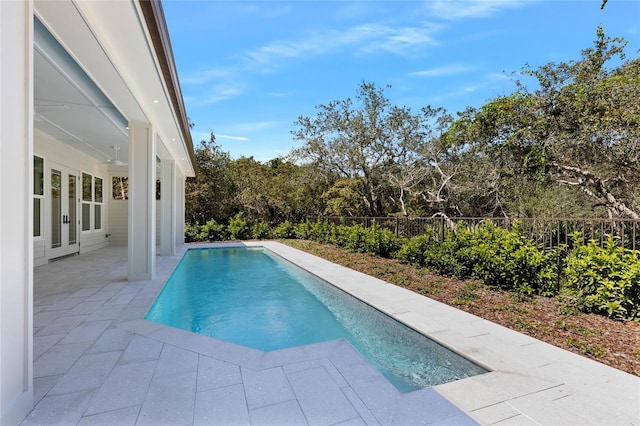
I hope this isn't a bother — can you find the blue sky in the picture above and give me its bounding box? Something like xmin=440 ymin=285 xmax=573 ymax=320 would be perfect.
xmin=163 ymin=0 xmax=640 ymax=162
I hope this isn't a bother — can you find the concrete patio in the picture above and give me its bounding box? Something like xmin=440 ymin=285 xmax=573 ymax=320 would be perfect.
xmin=22 ymin=242 xmax=640 ymax=425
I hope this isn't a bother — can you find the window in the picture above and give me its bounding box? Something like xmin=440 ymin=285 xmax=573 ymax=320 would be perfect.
xmin=81 ymin=173 xmax=104 ymax=231
xmin=112 ymin=176 xmax=128 ymax=200
xmin=82 ymin=173 xmax=92 ymax=231
xmin=111 ymin=177 xmax=161 ymax=200
xmin=94 ymin=177 xmax=103 ymax=230
xmin=33 ymin=156 xmax=44 ymax=237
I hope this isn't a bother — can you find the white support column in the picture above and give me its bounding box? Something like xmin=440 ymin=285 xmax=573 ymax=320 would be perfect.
xmin=159 ymin=160 xmax=176 ymax=255
xmin=127 ymin=123 xmax=156 ymax=281
xmin=0 ymin=1 xmax=34 ymax=424
xmin=175 ymin=170 xmax=186 ymax=245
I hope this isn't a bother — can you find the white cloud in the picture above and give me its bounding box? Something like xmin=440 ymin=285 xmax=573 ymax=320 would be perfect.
xmin=181 ymin=68 xmax=232 ymax=85
xmin=410 ymin=64 xmax=476 ymax=77
xmin=428 ymin=71 xmax=516 ymax=106
xmin=217 ymin=134 xmax=249 ymax=142
xmin=239 ymin=22 xmax=442 ymax=72
xmin=194 ymin=84 xmax=246 ymax=106
xmin=426 ymin=0 xmax=532 ymax=21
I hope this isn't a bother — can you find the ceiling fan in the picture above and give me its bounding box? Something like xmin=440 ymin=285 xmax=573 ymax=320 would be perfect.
xmin=99 ymin=145 xmax=127 ymax=166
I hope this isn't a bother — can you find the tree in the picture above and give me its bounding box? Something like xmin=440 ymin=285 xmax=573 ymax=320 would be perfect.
xmin=516 ymin=28 xmax=639 ymax=218
xmin=451 ymin=28 xmax=639 ymax=219
xmin=291 ymin=82 xmax=403 ymax=216
xmin=185 ymin=134 xmax=237 ymax=224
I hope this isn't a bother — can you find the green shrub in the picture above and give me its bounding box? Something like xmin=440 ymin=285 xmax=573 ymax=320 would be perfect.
xmin=412 ymin=221 xmax=559 ymax=294
xmin=201 ymin=219 xmax=226 ymax=242
xmin=251 ymin=220 xmax=271 ymax=240
xmin=564 ymin=236 xmax=640 ymax=320
xmin=273 ymin=220 xmax=296 ymax=239
xmin=363 ymin=223 xmax=403 ymax=258
xmin=184 ymin=222 xmax=200 ymax=243
xmin=309 ymin=220 xmax=333 ymax=244
xmin=467 ymin=222 xmax=558 ymax=294
xmin=227 ymin=214 xmax=250 ymax=240
xmin=329 ymin=224 xmax=350 ymax=248
xmin=345 ymin=224 xmax=368 ymax=252
xmin=294 ymin=221 xmax=313 ymax=239
xmin=185 ymin=220 xmax=226 ymax=242
xmin=396 ymin=230 xmax=438 ymax=266
xmin=424 ymin=225 xmax=476 ymax=279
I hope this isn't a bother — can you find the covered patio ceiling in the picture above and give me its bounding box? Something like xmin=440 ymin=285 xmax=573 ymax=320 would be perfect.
xmin=34 ymin=17 xmax=129 ymax=165
xmin=33 ymin=0 xmax=195 ymax=176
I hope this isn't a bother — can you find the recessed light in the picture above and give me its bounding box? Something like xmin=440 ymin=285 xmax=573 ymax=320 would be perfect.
xmin=153 ymin=100 xmax=159 ymax=104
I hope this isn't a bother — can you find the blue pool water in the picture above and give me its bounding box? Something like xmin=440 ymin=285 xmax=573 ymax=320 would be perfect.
xmin=146 ymin=247 xmax=487 ymax=392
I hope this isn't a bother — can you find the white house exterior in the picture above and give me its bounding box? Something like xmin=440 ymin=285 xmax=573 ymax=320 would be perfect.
xmin=1 ymin=1 xmax=196 ymax=423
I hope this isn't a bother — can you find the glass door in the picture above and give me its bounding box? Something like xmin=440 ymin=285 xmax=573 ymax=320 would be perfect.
xmin=48 ymin=163 xmax=80 ymax=259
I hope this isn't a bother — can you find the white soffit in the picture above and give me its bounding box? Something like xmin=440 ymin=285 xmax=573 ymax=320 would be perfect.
xmin=34 ymin=0 xmax=195 ymax=177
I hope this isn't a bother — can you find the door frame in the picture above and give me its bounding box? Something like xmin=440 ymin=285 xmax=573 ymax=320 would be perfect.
xmin=46 ymin=162 xmax=80 ymax=260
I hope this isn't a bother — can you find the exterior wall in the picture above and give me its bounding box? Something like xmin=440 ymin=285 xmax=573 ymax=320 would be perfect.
xmin=106 ymin=183 xmax=163 ymax=247
xmin=33 ymin=130 xmax=110 ymax=264
xmin=0 ymin=1 xmax=34 ymax=424
xmin=108 ymin=198 xmax=128 ymax=245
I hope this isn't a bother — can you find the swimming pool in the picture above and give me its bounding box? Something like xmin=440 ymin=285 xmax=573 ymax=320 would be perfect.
xmin=146 ymin=246 xmax=487 ymax=392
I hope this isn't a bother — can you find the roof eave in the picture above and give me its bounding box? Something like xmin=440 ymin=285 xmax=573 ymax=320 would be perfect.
xmin=138 ymin=0 xmax=198 ymax=175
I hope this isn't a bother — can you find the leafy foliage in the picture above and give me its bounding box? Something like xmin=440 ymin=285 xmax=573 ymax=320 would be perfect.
xmin=184 ymin=219 xmax=226 ymax=243
xmin=272 ymin=220 xmax=296 ymax=239
xmin=564 ymin=236 xmax=640 ymax=319
xmin=227 ymin=214 xmax=250 ymax=240
xmin=396 ymin=232 xmax=437 ymax=266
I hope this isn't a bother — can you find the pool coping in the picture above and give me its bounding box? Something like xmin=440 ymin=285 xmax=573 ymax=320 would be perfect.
xmin=232 ymin=241 xmax=640 ymax=425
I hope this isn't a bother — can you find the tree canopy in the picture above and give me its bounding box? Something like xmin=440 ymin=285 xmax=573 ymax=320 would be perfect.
xmin=185 ymin=27 xmax=639 ymax=225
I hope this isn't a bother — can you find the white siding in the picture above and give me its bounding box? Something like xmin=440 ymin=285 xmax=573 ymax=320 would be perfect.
xmin=109 ymin=199 xmax=128 ymax=245
xmin=34 ymin=130 xmax=111 ymax=261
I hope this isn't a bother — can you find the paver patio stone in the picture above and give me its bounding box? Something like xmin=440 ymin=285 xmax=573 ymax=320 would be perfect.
xmin=196 ymin=355 xmax=242 ymax=392
xmin=194 ymin=384 xmax=250 ymax=426
xmin=86 ymin=328 xmax=133 ymax=354
xmin=59 ymin=320 xmax=112 ymax=344
xmin=287 ymin=366 xmax=359 ymax=425
xmin=242 ymin=366 xmax=296 ymax=409
xmin=77 ymin=406 xmax=141 ymax=426
xmin=20 ymin=389 xmax=94 ymax=426
xmin=249 ymin=399 xmax=308 ymax=426
xmin=47 ymin=351 xmax=120 ymax=396
xmin=137 ymin=371 xmax=197 ymax=426
xmin=33 ymin=342 xmax=92 ymax=378
xmin=23 ymin=243 xmax=638 ymax=425
xmin=84 ymin=360 xmax=156 ymax=416
xmin=118 ymin=335 xmax=163 ymax=365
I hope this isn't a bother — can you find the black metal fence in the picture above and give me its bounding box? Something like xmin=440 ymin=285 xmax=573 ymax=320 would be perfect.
xmin=310 ymin=216 xmax=640 ymax=251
